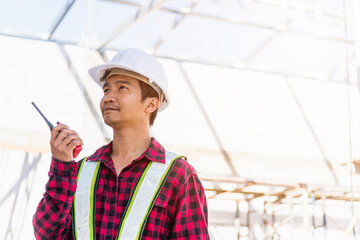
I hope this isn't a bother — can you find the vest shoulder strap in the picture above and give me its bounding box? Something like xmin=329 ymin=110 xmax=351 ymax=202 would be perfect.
xmin=117 ymin=151 xmax=182 ymax=240
xmin=73 ymin=158 xmax=101 ymax=240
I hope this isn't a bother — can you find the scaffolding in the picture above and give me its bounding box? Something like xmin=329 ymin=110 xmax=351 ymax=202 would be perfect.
xmin=0 ymin=0 xmax=359 ymax=239
xmin=203 ymin=176 xmax=360 ymax=240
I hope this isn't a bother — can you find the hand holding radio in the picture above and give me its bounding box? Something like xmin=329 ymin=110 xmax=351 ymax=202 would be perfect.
xmin=31 ymin=102 xmax=83 ymax=162
xmin=50 ymin=123 xmax=83 ymax=162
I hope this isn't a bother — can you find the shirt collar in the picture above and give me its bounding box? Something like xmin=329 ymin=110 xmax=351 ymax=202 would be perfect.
xmin=87 ymin=137 xmax=165 ymax=164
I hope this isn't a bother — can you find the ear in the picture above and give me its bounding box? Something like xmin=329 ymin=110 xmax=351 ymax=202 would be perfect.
xmin=144 ymin=97 xmax=160 ymax=114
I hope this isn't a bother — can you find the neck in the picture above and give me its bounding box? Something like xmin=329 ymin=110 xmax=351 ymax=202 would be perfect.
xmin=111 ymin=122 xmax=151 ymax=164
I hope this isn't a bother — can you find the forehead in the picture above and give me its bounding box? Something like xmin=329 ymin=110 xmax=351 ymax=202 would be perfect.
xmin=103 ymin=74 xmax=140 ymax=87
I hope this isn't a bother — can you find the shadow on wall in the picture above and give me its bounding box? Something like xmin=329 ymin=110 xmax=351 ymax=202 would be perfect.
xmin=0 ymin=151 xmax=42 ymax=240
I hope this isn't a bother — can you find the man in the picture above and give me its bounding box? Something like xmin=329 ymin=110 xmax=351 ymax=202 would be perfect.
xmin=32 ymin=48 xmax=209 ymax=239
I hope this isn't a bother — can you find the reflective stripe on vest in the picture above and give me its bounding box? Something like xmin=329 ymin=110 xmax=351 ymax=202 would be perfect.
xmin=73 ymin=151 xmax=182 ymax=240
xmin=73 ymin=158 xmax=101 ymax=240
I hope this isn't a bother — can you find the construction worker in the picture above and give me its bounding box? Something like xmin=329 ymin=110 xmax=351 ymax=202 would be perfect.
xmin=32 ymin=48 xmax=209 ymax=239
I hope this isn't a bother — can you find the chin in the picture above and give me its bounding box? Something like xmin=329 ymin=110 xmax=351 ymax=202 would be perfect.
xmin=104 ymin=118 xmax=123 ymax=128
xmin=103 ymin=117 xmax=116 ymax=126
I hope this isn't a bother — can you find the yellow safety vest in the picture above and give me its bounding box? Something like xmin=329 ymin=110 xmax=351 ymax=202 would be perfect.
xmin=72 ymin=151 xmax=183 ymax=240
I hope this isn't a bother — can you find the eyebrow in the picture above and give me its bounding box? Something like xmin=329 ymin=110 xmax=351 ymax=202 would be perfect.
xmin=103 ymin=80 xmax=131 ymax=89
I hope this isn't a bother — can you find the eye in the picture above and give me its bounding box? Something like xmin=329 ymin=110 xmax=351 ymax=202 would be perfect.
xmin=103 ymin=88 xmax=110 ymax=93
xmin=119 ymin=86 xmax=127 ymax=90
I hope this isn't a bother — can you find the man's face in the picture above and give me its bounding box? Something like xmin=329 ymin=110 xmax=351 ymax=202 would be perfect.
xmin=100 ymin=74 xmax=148 ymax=128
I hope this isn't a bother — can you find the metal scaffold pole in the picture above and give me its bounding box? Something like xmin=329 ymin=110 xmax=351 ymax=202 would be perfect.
xmin=343 ymin=0 xmax=360 ymax=238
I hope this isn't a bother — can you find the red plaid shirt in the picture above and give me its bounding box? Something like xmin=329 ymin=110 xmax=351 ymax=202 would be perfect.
xmin=33 ymin=138 xmax=209 ymax=239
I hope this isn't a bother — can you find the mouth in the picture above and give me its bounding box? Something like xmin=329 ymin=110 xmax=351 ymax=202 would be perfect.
xmin=103 ymin=105 xmax=120 ymax=113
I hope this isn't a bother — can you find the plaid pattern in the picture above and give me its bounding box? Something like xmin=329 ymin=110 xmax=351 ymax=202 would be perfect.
xmin=33 ymin=138 xmax=209 ymax=239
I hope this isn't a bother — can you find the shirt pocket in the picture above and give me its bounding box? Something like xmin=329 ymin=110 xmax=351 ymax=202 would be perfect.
xmin=145 ymin=193 xmax=171 ymax=238
xmin=150 ymin=193 xmax=171 ymax=222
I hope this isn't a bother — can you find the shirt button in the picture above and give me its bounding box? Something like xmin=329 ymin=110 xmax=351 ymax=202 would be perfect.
xmin=109 ymin=209 xmax=115 ymax=216
xmin=69 ymin=167 xmax=74 ymax=171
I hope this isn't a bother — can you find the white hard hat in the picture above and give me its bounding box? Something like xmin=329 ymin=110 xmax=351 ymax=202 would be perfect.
xmin=88 ymin=48 xmax=169 ymax=111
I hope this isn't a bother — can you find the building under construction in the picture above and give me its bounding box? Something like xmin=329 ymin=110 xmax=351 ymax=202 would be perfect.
xmin=1 ymin=0 xmax=360 ymax=239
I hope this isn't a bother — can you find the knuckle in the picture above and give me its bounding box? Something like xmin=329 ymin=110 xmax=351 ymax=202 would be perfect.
xmin=54 ymin=125 xmax=62 ymax=131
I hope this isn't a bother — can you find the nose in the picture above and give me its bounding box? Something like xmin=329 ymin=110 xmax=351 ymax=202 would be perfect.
xmin=103 ymin=92 xmax=115 ymax=103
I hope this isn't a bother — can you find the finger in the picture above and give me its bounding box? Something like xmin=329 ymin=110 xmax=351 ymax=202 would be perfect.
xmin=54 ymin=133 xmax=82 ymax=151
xmin=53 ymin=129 xmax=70 ymax=147
xmin=55 ymin=128 xmax=78 ymax=142
xmin=55 ymin=137 xmax=80 ymax=155
xmin=62 ymin=134 xmax=82 ymax=147
xmin=65 ymin=139 xmax=83 ymax=152
xmin=50 ymin=124 xmax=68 ymax=144
xmin=51 ymin=128 xmax=76 ymax=148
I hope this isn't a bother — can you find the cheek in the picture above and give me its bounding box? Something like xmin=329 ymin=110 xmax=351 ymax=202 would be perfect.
xmin=100 ymin=97 xmax=105 ymax=110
